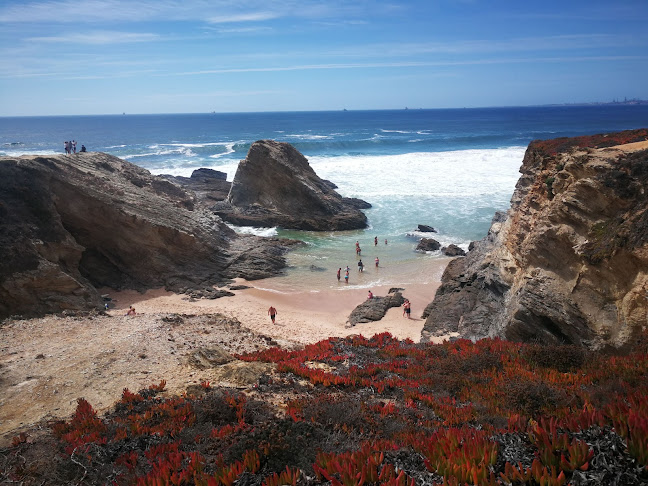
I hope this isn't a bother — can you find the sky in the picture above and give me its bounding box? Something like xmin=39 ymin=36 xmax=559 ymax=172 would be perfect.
xmin=0 ymin=0 xmax=647 ymax=116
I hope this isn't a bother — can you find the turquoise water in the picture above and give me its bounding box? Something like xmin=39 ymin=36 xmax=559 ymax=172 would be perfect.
xmin=3 ymin=106 xmax=647 ymax=291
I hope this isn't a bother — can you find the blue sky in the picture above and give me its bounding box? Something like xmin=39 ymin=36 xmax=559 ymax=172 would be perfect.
xmin=1 ymin=0 xmax=647 ymax=116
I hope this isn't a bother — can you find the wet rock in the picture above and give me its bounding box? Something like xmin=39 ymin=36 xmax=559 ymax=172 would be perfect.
xmin=441 ymin=244 xmax=466 ymax=256
xmin=417 ymin=224 xmax=437 ymax=233
xmin=416 ymin=238 xmax=441 ymax=252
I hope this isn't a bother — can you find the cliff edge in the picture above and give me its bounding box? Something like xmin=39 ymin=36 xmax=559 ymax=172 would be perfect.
xmin=422 ymin=129 xmax=648 ymax=348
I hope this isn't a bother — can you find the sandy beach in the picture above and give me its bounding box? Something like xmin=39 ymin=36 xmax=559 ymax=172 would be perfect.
xmin=0 ymin=259 xmax=454 ymax=445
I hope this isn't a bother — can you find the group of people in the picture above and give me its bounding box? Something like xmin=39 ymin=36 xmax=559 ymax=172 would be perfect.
xmin=64 ymin=140 xmax=86 ymax=154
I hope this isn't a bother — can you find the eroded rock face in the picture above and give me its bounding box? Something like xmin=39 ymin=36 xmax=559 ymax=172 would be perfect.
xmin=214 ymin=140 xmax=370 ymax=230
xmin=0 ymin=153 xmax=295 ymax=319
xmin=421 ymin=130 xmax=648 ymax=349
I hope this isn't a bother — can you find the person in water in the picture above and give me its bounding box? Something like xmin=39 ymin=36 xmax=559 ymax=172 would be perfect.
xmin=337 ymin=268 xmax=341 ymax=281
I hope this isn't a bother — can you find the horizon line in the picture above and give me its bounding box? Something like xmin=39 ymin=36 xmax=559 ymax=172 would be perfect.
xmin=2 ymin=99 xmax=647 ymax=118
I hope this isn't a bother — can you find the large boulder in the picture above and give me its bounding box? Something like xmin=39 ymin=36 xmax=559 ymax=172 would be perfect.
xmin=421 ymin=129 xmax=648 ymax=349
xmin=416 ymin=238 xmax=441 ymax=252
xmin=214 ymin=140 xmax=370 ymax=230
xmin=347 ymin=291 xmax=405 ymax=326
xmin=0 ymin=153 xmax=296 ymax=319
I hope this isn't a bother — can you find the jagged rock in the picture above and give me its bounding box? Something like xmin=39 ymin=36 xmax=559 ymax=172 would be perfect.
xmin=214 ymin=140 xmax=370 ymax=230
xmin=162 ymin=168 xmax=231 ymax=206
xmin=348 ymin=291 xmax=405 ymax=326
xmin=187 ymin=346 xmax=235 ymax=369
xmin=416 ymin=238 xmax=441 ymax=252
xmin=421 ymin=130 xmax=648 ymax=349
xmin=441 ymin=244 xmax=466 ymax=256
xmin=417 ymin=224 xmax=437 ymax=233
xmin=0 ymin=153 xmax=297 ymax=319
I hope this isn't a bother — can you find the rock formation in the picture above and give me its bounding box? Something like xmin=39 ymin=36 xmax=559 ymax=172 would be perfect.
xmin=347 ymin=290 xmax=405 ymax=326
xmin=416 ymin=238 xmax=441 ymax=252
xmin=213 ymin=140 xmax=370 ymax=230
xmin=162 ymin=168 xmax=231 ymax=207
xmin=441 ymin=244 xmax=466 ymax=257
xmin=0 ymin=153 xmax=297 ymax=319
xmin=417 ymin=224 xmax=437 ymax=233
xmin=422 ymin=129 xmax=648 ymax=348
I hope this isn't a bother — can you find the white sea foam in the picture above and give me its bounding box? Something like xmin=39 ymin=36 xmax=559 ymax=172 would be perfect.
xmin=308 ymin=147 xmax=525 ymax=199
xmin=226 ymin=224 xmax=278 ymax=237
xmin=285 ymin=134 xmax=331 ymax=140
xmin=208 ymin=142 xmax=237 ymax=159
xmin=0 ymin=149 xmax=58 ymax=157
xmin=380 ymin=129 xmax=414 ymax=134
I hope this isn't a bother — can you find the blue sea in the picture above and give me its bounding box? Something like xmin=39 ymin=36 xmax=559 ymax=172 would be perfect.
xmin=2 ymin=106 xmax=648 ymax=292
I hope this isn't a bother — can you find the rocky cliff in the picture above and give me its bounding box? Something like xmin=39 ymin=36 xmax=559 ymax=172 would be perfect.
xmin=422 ymin=129 xmax=648 ymax=348
xmin=213 ymin=140 xmax=370 ymax=230
xmin=0 ymin=153 xmax=296 ymax=319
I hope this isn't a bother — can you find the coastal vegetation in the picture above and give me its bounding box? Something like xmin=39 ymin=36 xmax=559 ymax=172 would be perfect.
xmin=3 ymin=332 xmax=647 ymax=485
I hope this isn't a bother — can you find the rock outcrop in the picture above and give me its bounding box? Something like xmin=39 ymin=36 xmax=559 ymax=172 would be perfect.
xmin=347 ymin=291 xmax=405 ymax=326
xmin=213 ymin=140 xmax=370 ymax=230
xmin=441 ymin=244 xmax=466 ymax=257
xmin=416 ymin=238 xmax=441 ymax=252
xmin=422 ymin=129 xmax=648 ymax=349
xmin=0 ymin=153 xmax=297 ymax=319
xmin=162 ymin=168 xmax=231 ymax=207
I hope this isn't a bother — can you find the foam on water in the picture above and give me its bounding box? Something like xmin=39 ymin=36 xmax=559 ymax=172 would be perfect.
xmin=227 ymin=225 xmax=279 ymax=237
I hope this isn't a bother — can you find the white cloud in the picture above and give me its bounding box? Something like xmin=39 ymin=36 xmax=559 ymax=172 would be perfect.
xmin=206 ymin=12 xmax=279 ymax=23
xmin=26 ymin=31 xmax=159 ymax=44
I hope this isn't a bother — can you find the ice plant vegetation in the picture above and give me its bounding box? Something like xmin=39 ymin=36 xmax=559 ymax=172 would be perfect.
xmin=3 ymin=333 xmax=647 ymax=484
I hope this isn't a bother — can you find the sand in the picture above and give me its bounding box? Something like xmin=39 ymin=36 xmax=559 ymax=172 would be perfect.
xmin=0 ymin=259 xmax=454 ymax=445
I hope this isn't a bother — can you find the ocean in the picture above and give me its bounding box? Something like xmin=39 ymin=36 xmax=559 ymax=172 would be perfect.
xmin=2 ymin=106 xmax=648 ymax=293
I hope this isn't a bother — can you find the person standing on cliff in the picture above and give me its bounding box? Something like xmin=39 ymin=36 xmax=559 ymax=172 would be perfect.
xmin=72 ymin=140 xmax=77 ymax=153
xmin=64 ymin=141 xmax=69 ymax=154
xmin=268 ymin=306 xmax=277 ymax=324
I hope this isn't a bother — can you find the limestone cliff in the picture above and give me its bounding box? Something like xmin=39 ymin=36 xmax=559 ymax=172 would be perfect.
xmin=213 ymin=140 xmax=370 ymax=230
xmin=422 ymin=129 xmax=648 ymax=348
xmin=0 ymin=153 xmax=295 ymax=319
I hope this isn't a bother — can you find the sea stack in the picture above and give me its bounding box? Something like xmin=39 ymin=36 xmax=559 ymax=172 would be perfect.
xmin=213 ymin=140 xmax=370 ymax=230
xmin=421 ymin=129 xmax=648 ymax=349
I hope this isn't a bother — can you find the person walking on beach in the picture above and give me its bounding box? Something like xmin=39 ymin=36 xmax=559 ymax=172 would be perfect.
xmin=358 ymin=259 xmax=364 ymax=272
xmin=402 ymin=299 xmax=411 ymax=319
xmin=337 ymin=268 xmax=341 ymax=282
xmin=375 ymin=257 xmax=379 ymax=267
xmin=268 ymin=306 xmax=277 ymax=324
